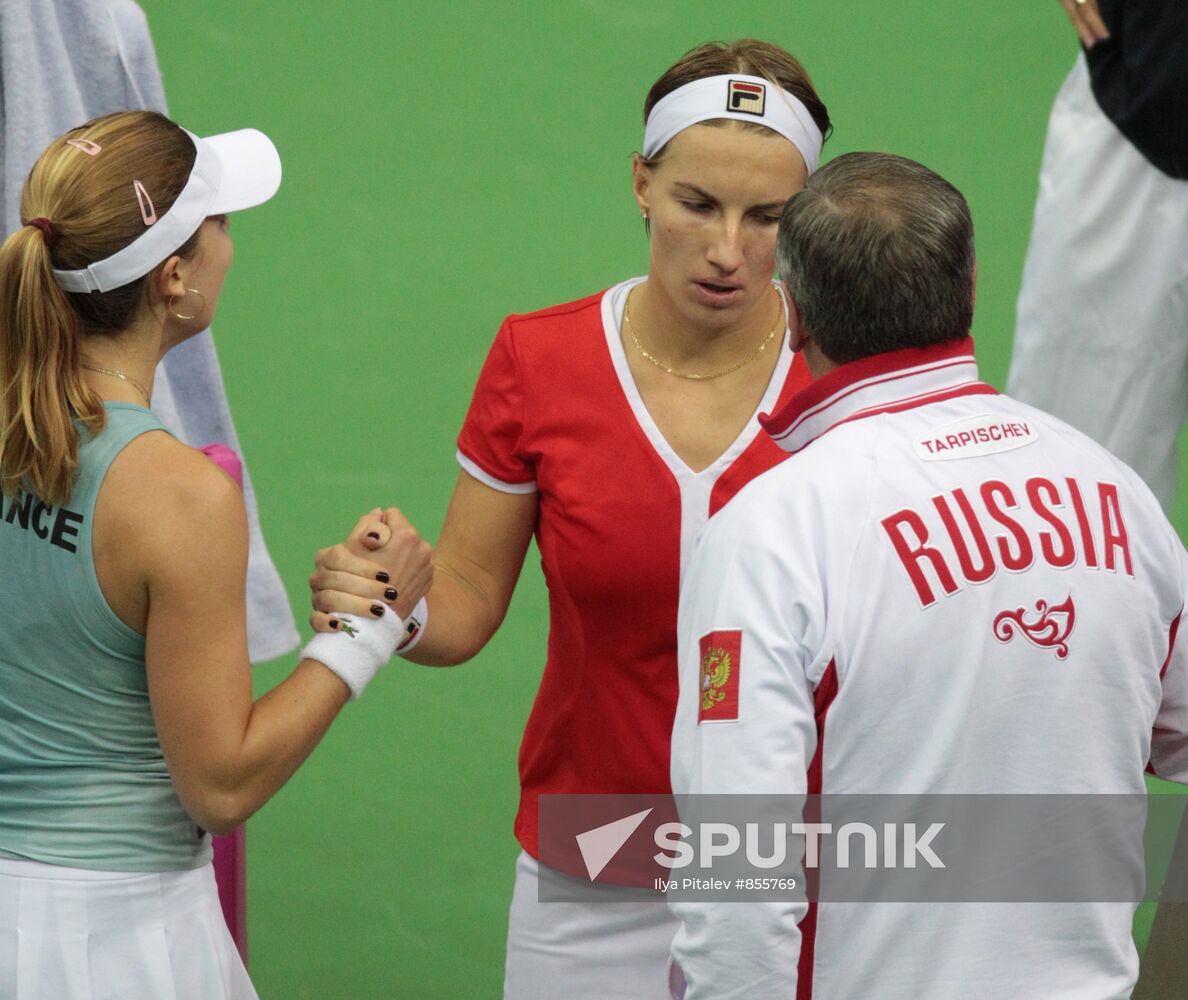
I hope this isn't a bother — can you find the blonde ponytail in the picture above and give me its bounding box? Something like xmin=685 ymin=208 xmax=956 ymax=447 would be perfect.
xmin=0 ymin=224 xmax=104 ymax=506
xmin=0 ymin=111 xmax=198 ymax=507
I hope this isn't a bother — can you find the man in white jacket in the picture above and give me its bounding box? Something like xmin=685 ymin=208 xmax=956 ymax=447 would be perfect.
xmin=670 ymin=152 xmax=1188 ymax=999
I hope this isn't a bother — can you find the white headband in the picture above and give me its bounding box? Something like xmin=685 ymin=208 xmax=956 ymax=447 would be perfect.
xmin=53 ymin=127 xmax=281 ymax=294
xmin=642 ymin=74 xmax=823 ymax=174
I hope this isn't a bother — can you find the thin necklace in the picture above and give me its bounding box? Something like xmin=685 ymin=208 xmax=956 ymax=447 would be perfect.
xmin=81 ymin=363 xmax=151 ymax=407
xmin=624 ymin=290 xmax=784 ymax=381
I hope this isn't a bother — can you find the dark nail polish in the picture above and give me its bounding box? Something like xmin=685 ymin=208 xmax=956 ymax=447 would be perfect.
xmin=370 ymin=604 xmax=384 ymax=618
xmin=384 ymin=587 xmax=398 ymax=601
xmin=329 ymin=619 xmax=340 ymax=630
xmin=366 ymin=531 xmax=381 ymax=541
xmin=375 ymin=571 xmax=390 ymax=583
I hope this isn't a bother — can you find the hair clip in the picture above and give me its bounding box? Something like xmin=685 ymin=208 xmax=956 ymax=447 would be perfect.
xmin=65 ymin=139 xmax=102 ymax=156
xmin=133 ymin=180 xmax=157 ymax=226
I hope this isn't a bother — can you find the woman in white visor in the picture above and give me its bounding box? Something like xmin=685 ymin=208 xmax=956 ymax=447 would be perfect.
xmin=312 ymin=39 xmax=831 ymax=998
xmin=0 ymin=110 xmax=431 ymax=1000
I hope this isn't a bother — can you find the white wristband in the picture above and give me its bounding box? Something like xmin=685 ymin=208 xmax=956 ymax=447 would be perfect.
xmin=301 ymin=606 xmax=405 ymax=700
xmin=396 ymin=597 xmax=428 ymax=656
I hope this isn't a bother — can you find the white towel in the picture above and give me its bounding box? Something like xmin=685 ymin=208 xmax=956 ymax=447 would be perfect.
xmin=0 ymin=0 xmax=298 ymax=662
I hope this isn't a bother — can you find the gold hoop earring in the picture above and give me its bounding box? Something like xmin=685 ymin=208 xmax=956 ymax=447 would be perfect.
xmin=168 ymin=287 xmax=207 ymax=321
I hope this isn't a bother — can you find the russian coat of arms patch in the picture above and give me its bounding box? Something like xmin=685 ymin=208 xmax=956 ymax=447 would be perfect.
xmin=698 ymin=629 xmax=741 ymax=723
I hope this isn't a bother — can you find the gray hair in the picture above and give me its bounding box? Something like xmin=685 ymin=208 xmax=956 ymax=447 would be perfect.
xmin=776 ymin=152 xmax=975 ymax=364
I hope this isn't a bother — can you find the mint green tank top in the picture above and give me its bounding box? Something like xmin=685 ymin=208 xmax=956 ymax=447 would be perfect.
xmin=0 ymin=404 xmax=211 ymax=871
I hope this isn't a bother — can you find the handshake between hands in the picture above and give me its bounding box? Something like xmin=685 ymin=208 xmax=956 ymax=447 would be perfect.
xmin=302 ymin=508 xmax=434 ymax=699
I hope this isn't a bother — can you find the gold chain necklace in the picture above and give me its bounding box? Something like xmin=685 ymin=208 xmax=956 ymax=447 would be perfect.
xmin=624 ymin=291 xmax=784 ymax=382
xmin=81 ymin=363 xmax=151 ymax=407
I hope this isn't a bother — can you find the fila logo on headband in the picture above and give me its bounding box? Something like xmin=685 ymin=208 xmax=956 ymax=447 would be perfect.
xmin=727 ymin=79 xmax=766 ymax=117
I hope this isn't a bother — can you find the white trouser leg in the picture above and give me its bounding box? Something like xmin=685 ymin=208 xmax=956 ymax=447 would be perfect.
xmin=1008 ymin=55 xmax=1188 ymax=513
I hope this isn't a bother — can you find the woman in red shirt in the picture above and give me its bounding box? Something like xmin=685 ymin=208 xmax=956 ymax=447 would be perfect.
xmin=313 ymin=38 xmax=830 ymax=999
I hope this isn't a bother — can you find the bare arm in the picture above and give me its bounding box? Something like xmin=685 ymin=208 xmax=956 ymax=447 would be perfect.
xmin=413 ymin=470 xmax=538 ymax=664
xmin=309 ymin=469 xmax=538 ymax=665
xmin=108 ymin=438 xmax=425 ymax=835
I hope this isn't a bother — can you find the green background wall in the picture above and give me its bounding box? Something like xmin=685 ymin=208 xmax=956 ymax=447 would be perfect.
xmin=135 ymin=3 xmax=1188 ymax=996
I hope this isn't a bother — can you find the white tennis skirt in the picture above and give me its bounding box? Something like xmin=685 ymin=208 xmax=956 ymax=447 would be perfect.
xmin=0 ymin=856 xmax=258 ymax=1000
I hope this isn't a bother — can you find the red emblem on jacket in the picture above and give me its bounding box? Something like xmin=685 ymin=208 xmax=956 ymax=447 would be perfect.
xmin=993 ymin=595 xmax=1077 ymax=660
xmin=699 ymin=630 xmax=742 ymax=723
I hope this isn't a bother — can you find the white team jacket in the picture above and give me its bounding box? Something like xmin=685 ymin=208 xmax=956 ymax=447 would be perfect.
xmin=671 ymin=338 xmax=1188 ymax=1000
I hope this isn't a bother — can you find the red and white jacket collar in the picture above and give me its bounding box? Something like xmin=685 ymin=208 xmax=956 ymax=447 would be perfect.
xmin=760 ymin=337 xmax=998 ymax=455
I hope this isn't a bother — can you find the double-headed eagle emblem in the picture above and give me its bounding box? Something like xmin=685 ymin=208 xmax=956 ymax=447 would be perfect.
xmin=700 ymin=647 xmax=733 ymax=713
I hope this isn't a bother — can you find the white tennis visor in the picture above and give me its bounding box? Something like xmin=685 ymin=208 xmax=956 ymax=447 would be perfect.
xmin=53 ymin=128 xmax=282 ymax=294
